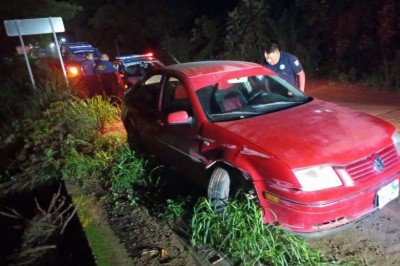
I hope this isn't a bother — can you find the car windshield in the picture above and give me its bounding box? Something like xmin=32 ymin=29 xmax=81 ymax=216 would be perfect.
xmin=196 ymin=75 xmax=311 ymax=122
xmin=124 ymin=61 xmax=163 ymax=77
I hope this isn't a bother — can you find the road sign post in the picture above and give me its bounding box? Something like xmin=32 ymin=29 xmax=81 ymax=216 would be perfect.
xmin=14 ymin=20 xmax=36 ymax=88
xmin=49 ymin=18 xmax=68 ymax=86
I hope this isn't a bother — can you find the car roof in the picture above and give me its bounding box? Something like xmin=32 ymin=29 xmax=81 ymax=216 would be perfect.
xmin=163 ymin=60 xmax=269 ymax=78
xmin=162 ymin=61 xmax=274 ymax=89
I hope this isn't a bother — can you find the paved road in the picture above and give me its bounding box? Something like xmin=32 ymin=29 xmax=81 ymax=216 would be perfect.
xmin=306 ymin=80 xmax=400 ymax=265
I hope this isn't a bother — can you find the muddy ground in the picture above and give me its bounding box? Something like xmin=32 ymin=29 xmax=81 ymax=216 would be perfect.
xmin=98 ymin=157 xmax=221 ymax=265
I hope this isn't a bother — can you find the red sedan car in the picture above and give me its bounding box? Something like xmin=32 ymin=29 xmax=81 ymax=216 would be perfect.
xmin=122 ymin=61 xmax=400 ymax=234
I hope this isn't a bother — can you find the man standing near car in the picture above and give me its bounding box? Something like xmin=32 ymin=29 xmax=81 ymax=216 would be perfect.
xmin=81 ymin=52 xmax=99 ymax=97
xmin=95 ymin=53 xmax=124 ymax=100
xmin=262 ymin=43 xmax=306 ymax=92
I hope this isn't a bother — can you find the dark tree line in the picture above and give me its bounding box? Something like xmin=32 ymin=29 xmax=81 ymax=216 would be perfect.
xmin=1 ymin=0 xmax=399 ymax=87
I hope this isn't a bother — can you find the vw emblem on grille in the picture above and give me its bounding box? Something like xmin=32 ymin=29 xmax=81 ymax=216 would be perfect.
xmin=373 ymin=156 xmax=385 ymax=173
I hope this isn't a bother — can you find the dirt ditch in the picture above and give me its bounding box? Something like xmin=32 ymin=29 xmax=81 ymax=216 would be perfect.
xmin=0 ymin=179 xmax=96 ymax=265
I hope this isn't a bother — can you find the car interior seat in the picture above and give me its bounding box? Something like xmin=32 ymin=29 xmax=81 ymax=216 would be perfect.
xmin=165 ymin=83 xmax=192 ymax=115
xmin=174 ymin=84 xmax=187 ymax=100
xmin=214 ymin=81 xmax=247 ymax=112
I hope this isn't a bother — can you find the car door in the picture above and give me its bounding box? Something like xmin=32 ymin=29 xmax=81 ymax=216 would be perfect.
xmin=156 ymin=76 xmax=207 ymax=185
xmin=129 ymin=74 xmax=163 ymax=154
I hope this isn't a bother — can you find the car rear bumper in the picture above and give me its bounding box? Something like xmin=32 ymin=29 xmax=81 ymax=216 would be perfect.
xmin=260 ymin=173 xmax=400 ymax=234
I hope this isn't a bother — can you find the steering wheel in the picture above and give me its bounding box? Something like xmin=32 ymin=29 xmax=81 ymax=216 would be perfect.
xmin=247 ymin=90 xmax=265 ymax=103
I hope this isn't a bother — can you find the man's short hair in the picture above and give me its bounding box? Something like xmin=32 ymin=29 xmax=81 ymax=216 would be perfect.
xmin=101 ymin=53 xmax=109 ymax=60
xmin=264 ymin=43 xmax=279 ymax=54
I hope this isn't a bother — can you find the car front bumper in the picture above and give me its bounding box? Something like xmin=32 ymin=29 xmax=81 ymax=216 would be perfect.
xmin=259 ymin=173 xmax=400 ymax=235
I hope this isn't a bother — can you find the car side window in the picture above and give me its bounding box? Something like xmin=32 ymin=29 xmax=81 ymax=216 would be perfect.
xmin=162 ymin=77 xmax=193 ymax=116
xmin=132 ymin=74 xmax=162 ymax=109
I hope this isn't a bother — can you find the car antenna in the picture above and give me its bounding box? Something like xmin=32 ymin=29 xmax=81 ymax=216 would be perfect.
xmin=161 ymin=45 xmax=180 ymax=64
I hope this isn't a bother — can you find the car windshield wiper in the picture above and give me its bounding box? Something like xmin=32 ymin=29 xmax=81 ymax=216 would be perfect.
xmin=210 ymin=110 xmax=261 ymax=121
xmin=250 ymin=101 xmax=302 ymax=109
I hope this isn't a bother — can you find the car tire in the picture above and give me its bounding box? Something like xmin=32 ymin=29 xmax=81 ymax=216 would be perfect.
xmin=208 ymin=167 xmax=231 ymax=213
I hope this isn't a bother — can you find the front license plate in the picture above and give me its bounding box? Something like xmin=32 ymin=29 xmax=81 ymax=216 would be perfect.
xmin=377 ymin=179 xmax=399 ymax=209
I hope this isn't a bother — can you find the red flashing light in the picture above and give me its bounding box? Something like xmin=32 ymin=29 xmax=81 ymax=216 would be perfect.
xmin=145 ymin=52 xmax=154 ymax=57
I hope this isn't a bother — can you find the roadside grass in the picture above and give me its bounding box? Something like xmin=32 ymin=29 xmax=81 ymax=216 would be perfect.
xmin=110 ymin=145 xmax=145 ymax=206
xmin=1 ymin=74 xmax=333 ymax=265
xmin=0 ymin=76 xmax=142 ymax=264
xmin=191 ymin=196 xmax=327 ymax=265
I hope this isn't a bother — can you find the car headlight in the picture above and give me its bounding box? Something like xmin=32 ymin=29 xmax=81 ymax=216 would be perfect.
xmin=392 ymin=132 xmax=400 ymax=156
xmin=293 ymin=165 xmax=342 ymax=192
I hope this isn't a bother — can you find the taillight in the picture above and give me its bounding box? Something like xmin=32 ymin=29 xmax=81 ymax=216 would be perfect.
xmin=145 ymin=51 xmax=154 ymax=60
xmin=67 ymin=66 xmax=80 ymax=78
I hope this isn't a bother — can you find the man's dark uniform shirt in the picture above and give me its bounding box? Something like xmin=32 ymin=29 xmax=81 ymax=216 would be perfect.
xmin=95 ymin=61 xmax=122 ymax=98
xmin=96 ymin=61 xmax=117 ymax=74
xmin=81 ymin=59 xmax=97 ymax=77
xmin=262 ymin=52 xmax=303 ymax=87
xmin=81 ymin=59 xmax=98 ymax=97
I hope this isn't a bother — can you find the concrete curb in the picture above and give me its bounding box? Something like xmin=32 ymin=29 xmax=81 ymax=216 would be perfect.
xmin=65 ymin=181 xmax=134 ymax=266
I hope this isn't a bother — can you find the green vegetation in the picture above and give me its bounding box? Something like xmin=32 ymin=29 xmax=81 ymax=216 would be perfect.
xmin=155 ymin=197 xmax=188 ymax=223
xmin=192 ymin=196 xmax=327 ymax=265
xmin=165 ymin=198 xmax=187 ymax=220
xmin=0 ymin=72 xmax=139 ymax=264
xmin=1 ymin=71 xmax=329 ymax=265
xmin=110 ymin=145 xmax=144 ymax=205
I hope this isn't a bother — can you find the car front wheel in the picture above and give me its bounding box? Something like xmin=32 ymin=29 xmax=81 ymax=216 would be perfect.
xmin=208 ymin=167 xmax=231 ymax=213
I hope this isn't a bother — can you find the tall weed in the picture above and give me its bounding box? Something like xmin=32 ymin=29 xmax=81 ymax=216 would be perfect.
xmin=62 ymin=146 xmax=111 ymax=181
xmin=46 ymin=99 xmax=99 ymax=143
xmin=86 ymin=96 xmax=121 ymax=132
xmin=62 ymin=134 xmax=126 ymax=187
xmin=45 ymin=96 xmax=120 ymax=144
xmin=191 ymin=197 xmax=326 ymax=265
xmin=93 ymin=132 xmax=126 ymax=153
xmin=110 ymin=145 xmax=144 ymax=205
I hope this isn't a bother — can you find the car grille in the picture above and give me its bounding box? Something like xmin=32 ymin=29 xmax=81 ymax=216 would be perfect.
xmin=344 ymin=145 xmax=399 ymax=180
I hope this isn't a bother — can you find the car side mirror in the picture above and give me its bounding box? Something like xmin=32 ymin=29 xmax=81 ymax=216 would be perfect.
xmin=167 ymin=111 xmax=192 ymax=125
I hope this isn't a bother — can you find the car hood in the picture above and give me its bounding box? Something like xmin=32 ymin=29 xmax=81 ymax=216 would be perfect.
xmin=217 ymin=99 xmax=394 ymax=168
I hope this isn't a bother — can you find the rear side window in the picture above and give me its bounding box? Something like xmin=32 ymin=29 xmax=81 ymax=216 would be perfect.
xmin=132 ymin=74 xmax=162 ymax=109
xmin=162 ymin=77 xmax=193 ymax=115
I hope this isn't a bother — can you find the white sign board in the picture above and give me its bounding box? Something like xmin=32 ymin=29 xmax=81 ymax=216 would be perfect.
xmin=3 ymin=17 xmax=68 ymax=88
xmin=4 ymin=17 xmax=65 ymax=36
